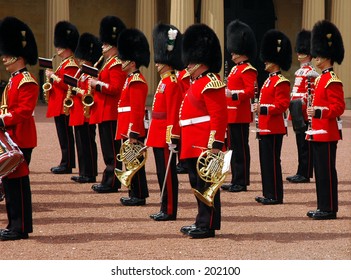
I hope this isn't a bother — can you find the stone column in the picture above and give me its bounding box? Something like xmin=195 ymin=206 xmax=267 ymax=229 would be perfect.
xmin=302 ymin=0 xmax=324 ymax=29
xmin=136 ymin=0 xmax=157 ymax=104
xmin=200 ymin=0 xmax=224 ymax=78
xmin=46 ymin=0 xmax=70 ymax=58
xmin=170 ymin=0 xmax=194 ymax=33
xmin=331 ymin=0 xmax=351 ymax=106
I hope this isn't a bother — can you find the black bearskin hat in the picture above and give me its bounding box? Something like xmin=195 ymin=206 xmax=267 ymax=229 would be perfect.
xmin=54 ymin=21 xmax=79 ymax=52
xmin=153 ymin=23 xmax=183 ymax=70
xmin=226 ymin=20 xmax=257 ymax=59
xmin=118 ymin=28 xmax=150 ymax=68
xmin=295 ymin=29 xmax=311 ymax=55
xmin=0 ymin=16 xmax=38 ymax=65
xmin=75 ymin=33 xmax=102 ymax=65
xmin=260 ymin=29 xmax=292 ymax=71
xmin=99 ymin=16 xmax=126 ymax=47
xmin=182 ymin=23 xmax=222 ymax=73
xmin=311 ymin=20 xmax=344 ymax=65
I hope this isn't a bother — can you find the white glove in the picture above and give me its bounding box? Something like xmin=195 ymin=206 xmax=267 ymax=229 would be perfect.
xmin=225 ymin=88 xmax=233 ymax=98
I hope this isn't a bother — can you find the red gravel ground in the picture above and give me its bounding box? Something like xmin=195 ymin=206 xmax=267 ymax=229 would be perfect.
xmin=1 ymin=104 xmax=350 ymax=260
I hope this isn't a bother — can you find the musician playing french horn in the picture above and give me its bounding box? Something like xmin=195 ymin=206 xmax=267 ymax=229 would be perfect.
xmin=67 ymin=33 xmax=102 ymax=184
xmin=0 ymin=17 xmax=38 ymax=241
xmin=45 ymin=21 xmax=79 ymax=175
xmin=179 ymin=24 xmax=227 ymax=239
xmin=115 ymin=28 xmax=150 ymax=207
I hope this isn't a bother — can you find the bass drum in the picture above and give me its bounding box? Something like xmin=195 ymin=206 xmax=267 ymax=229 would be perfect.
xmin=0 ymin=129 xmax=24 ymax=178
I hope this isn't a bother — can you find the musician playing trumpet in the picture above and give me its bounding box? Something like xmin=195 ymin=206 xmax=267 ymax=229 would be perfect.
xmin=179 ymin=24 xmax=227 ymax=239
xmin=116 ymin=28 xmax=150 ymax=206
xmin=46 ymin=21 xmax=79 ymax=175
xmin=67 ymin=33 xmax=102 ymax=184
xmin=0 ymin=17 xmax=39 ymax=241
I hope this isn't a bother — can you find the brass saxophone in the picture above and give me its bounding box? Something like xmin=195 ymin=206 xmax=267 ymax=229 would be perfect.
xmin=82 ymin=55 xmax=104 ymax=118
xmin=63 ymin=68 xmax=81 ymax=116
xmin=39 ymin=55 xmax=56 ymax=103
xmin=114 ymin=139 xmax=148 ymax=189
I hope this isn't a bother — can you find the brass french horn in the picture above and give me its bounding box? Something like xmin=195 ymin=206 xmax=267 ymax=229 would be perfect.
xmin=114 ymin=139 xmax=148 ymax=189
xmin=193 ymin=149 xmax=229 ymax=207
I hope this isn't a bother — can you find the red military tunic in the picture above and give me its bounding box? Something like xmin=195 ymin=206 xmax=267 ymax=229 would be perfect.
xmin=146 ymin=71 xmax=182 ymax=147
xmin=289 ymin=62 xmax=316 ymax=121
xmin=177 ymin=68 xmax=190 ymax=97
xmin=89 ymin=55 xmax=126 ymax=125
xmin=46 ymin=56 xmax=79 ymax=118
xmin=179 ymin=73 xmax=227 ymax=159
xmin=2 ymin=70 xmax=39 ymax=178
xmin=69 ymin=73 xmax=91 ymax=126
xmin=258 ymin=73 xmax=290 ymax=135
xmin=308 ymin=70 xmax=345 ymax=142
xmin=115 ymin=71 xmax=148 ymax=140
xmin=226 ymin=62 xmax=257 ymax=123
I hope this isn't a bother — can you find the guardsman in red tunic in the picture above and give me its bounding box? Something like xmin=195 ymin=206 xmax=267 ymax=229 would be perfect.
xmin=46 ymin=21 xmax=79 ymax=174
xmin=67 ymin=33 xmax=102 ymax=184
xmin=286 ymin=30 xmax=317 ymax=184
xmin=89 ymin=16 xmax=127 ymax=193
xmin=116 ymin=28 xmax=150 ymax=206
xmin=0 ymin=17 xmax=38 ymax=240
xmin=146 ymin=23 xmax=183 ymax=220
xmin=179 ymin=24 xmax=227 ymax=239
xmin=221 ymin=20 xmax=257 ymax=193
xmin=306 ymin=20 xmax=345 ymax=220
xmin=253 ymin=30 xmax=291 ymax=205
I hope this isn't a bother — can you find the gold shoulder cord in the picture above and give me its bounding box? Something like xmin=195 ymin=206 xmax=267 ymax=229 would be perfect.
xmin=325 ymin=71 xmax=343 ymax=88
xmin=274 ymin=74 xmax=290 ymax=87
xmin=130 ymin=73 xmax=146 ymax=84
xmin=202 ymin=73 xmax=226 ymax=93
xmin=242 ymin=64 xmax=257 ymax=73
xmin=18 ymin=72 xmax=38 ymax=88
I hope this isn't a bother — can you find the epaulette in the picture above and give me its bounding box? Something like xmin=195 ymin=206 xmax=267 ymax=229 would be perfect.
xmin=18 ymin=72 xmax=38 ymax=88
xmin=181 ymin=70 xmax=190 ymax=80
xmin=202 ymin=73 xmax=225 ymax=93
xmin=170 ymin=74 xmax=177 ymax=83
xmin=274 ymin=74 xmax=290 ymax=87
xmin=109 ymin=57 xmax=122 ymax=69
xmin=325 ymin=71 xmax=343 ymax=88
xmin=64 ymin=57 xmax=79 ymax=69
xmin=242 ymin=63 xmax=257 ymax=73
xmin=130 ymin=73 xmax=146 ymax=84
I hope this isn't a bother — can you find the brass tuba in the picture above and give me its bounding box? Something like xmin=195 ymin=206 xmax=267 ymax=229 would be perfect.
xmin=193 ymin=149 xmax=229 ymax=207
xmin=114 ymin=139 xmax=148 ymax=189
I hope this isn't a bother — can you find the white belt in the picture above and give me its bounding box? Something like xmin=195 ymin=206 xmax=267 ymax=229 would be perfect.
xmin=291 ymin=93 xmax=305 ymax=97
xmin=118 ymin=106 xmax=131 ymax=113
xmin=179 ymin=115 xmax=210 ymax=127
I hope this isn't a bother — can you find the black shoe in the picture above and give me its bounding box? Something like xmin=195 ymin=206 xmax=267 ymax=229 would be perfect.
xmin=150 ymin=211 xmax=162 ymax=219
xmin=289 ymin=174 xmax=310 ymax=183
xmin=51 ymin=166 xmax=72 ymax=174
xmin=286 ymin=174 xmax=297 ymax=181
xmin=260 ymin=198 xmax=282 ymax=205
xmin=91 ymin=184 xmax=118 ymax=193
xmin=180 ymin=224 xmax=196 ymax=234
xmin=151 ymin=211 xmax=176 ymax=221
xmin=311 ymin=211 xmax=337 ymax=220
xmin=0 ymin=229 xmax=29 ymax=241
xmin=307 ymin=209 xmax=320 ymax=218
xmin=221 ymin=183 xmax=233 ymax=191
xmin=71 ymin=176 xmax=96 ymax=183
xmin=228 ymin=185 xmax=247 ymax=192
xmin=176 ymin=163 xmax=188 ymax=174
xmin=255 ymin=196 xmax=265 ymax=203
xmin=187 ymin=227 xmax=215 ymax=239
xmin=120 ymin=197 xmax=146 ymax=206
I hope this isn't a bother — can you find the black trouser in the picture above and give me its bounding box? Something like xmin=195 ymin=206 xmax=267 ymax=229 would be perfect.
xmin=3 ymin=148 xmax=33 ymax=234
xmin=312 ymin=141 xmax=338 ymax=212
xmin=227 ymin=123 xmax=251 ymax=186
xmin=74 ymin=123 xmax=98 ymax=178
xmin=258 ymin=134 xmax=284 ymax=202
xmin=294 ymin=123 xmax=313 ymax=178
xmin=98 ymin=120 xmax=121 ymax=189
xmin=185 ymin=157 xmax=221 ymax=230
xmin=54 ymin=114 xmax=75 ymax=169
xmin=153 ymin=147 xmax=178 ymax=217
